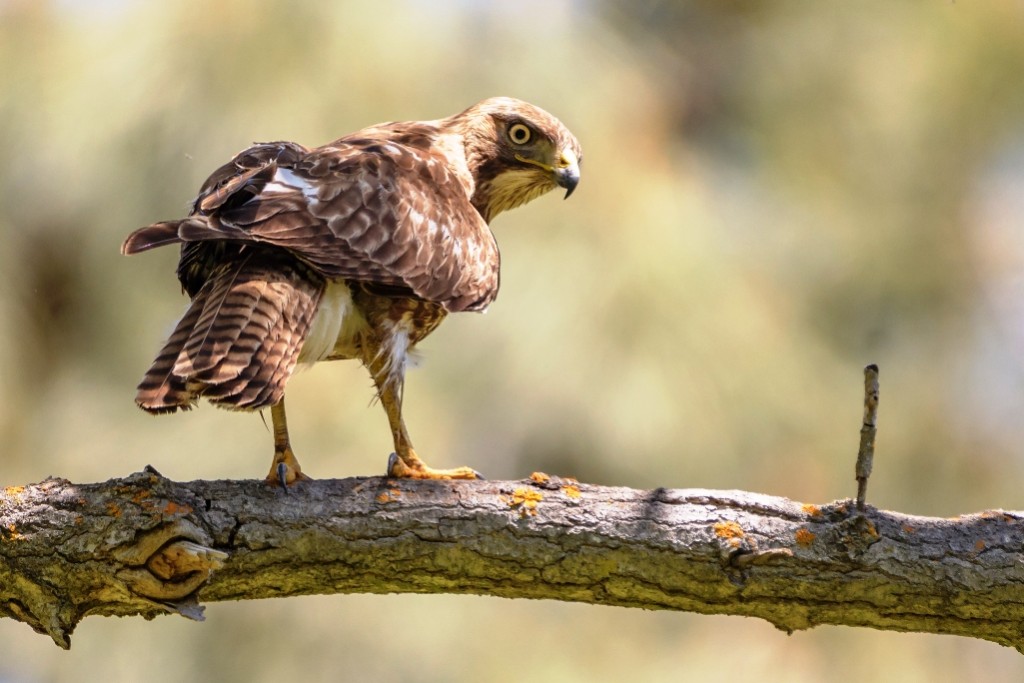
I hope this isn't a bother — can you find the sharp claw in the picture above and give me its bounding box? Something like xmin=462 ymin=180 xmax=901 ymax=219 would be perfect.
xmin=386 ymin=452 xmax=400 ymax=477
xmin=472 ymin=469 xmax=485 ymax=480
xmin=276 ymin=462 xmax=289 ymax=493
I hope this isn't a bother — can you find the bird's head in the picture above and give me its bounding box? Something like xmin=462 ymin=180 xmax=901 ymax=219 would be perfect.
xmin=453 ymin=97 xmax=582 ymax=222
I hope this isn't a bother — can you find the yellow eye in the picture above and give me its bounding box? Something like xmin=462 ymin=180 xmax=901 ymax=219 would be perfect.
xmin=508 ymin=123 xmax=532 ymax=145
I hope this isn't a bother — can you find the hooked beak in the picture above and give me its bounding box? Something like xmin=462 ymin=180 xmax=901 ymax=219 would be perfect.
xmin=555 ymin=147 xmax=580 ymax=199
xmin=514 ymin=146 xmax=581 ymax=199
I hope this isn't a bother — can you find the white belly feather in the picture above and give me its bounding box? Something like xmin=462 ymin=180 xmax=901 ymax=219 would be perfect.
xmin=296 ymin=280 xmax=414 ymax=394
xmin=298 ymin=280 xmax=362 ymax=364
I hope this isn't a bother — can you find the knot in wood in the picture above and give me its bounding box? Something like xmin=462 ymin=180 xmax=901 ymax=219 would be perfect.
xmin=828 ymin=512 xmax=882 ymax=559
xmin=114 ymin=519 xmax=228 ymax=602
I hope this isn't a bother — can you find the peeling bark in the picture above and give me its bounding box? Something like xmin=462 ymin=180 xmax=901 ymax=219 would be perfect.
xmin=1 ymin=469 xmax=1022 ymax=651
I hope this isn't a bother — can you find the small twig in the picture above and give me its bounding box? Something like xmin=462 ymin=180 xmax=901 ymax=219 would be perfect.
xmin=855 ymin=364 xmax=880 ymax=510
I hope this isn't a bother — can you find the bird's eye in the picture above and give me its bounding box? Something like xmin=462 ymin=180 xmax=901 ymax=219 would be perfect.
xmin=508 ymin=123 xmax=533 ymax=145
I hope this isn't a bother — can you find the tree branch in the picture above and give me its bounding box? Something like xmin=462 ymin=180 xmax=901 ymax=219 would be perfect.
xmin=2 ymin=469 xmax=1023 ymax=651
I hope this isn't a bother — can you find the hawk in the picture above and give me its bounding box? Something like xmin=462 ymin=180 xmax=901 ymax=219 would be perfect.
xmin=122 ymin=97 xmax=581 ymax=486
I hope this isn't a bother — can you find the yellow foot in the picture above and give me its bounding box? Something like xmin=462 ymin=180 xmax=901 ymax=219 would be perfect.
xmin=386 ymin=453 xmax=483 ymax=480
xmin=264 ymin=448 xmax=311 ymax=491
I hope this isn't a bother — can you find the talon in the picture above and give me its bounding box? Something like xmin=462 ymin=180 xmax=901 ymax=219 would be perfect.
xmin=277 ymin=462 xmax=289 ymax=493
xmin=263 ymin=398 xmax=311 ymax=488
xmin=263 ymin=444 xmax=309 ymax=488
xmin=386 ymin=452 xmax=402 ymax=478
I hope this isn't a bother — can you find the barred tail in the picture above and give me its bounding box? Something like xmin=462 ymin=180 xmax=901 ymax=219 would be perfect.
xmin=135 ymin=251 xmax=324 ymax=413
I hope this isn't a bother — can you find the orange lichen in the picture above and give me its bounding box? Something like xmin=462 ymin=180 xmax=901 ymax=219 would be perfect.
xmin=376 ymin=488 xmax=402 ymax=504
xmin=901 ymin=524 xmax=916 ymax=533
xmin=132 ymin=490 xmax=152 ymax=504
xmin=2 ymin=486 xmax=25 ymax=502
xmin=801 ymin=503 xmax=822 ymax=518
xmin=105 ymin=501 xmax=122 ymax=518
xmin=714 ymin=521 xmax=745 ymax=539
xmin=529 ymin=472 xmax=550 ymax=484
xmin=160 ymin=501 xmax=193 ymax=516
xmin=562 ymin=484 xmax=581 ymax=500
xmin=3 ymin=523 xmax=21 ymax=540
xmin=975 ymin=539 xmax=986 ymax=552
xmin=795 ymin=528 xmax=815 ymax=547
xmin=508 ymin=488 xmax=543 ymax=516
xmin=511 ymin=488 xmax=543 ymax=506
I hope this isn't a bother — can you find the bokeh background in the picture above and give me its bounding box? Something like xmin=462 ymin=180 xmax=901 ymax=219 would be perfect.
xmin=3 ymin=0 xmax=1024 ymax=680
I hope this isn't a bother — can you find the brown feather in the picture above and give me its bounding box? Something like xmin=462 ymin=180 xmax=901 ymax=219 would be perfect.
xmin=172 ymin=252 xmax=255 ymax=379
xmin=121 ymin=220 xmax=188 ymax=255
xmin=126 ymin=97 xmax=581 ymax=429
xmin=202 ymin=270 xmax=320 ymax=408
xmin=136 ymin=248 xmax=324 ymax=412
xmin=135 ymin=289 xmax=205 ymax=412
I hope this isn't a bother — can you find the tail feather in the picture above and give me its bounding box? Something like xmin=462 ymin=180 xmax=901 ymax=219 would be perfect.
xmin=200 ymin=282 xmax=290 ymax=404
xmin=243 ymin=283 xmax=320 ymax=408
xmin=200 ymin=344 xmax=267 ymax=405
xmin=134 ymin=250 xmax=325 ymax=413
xmin=203 ymin=276 xmax=320 ymax=408
xmin=135 ymin=299 xmax=205 ymax=412
xmin=173 ymin=251 xmax=259 ymax=378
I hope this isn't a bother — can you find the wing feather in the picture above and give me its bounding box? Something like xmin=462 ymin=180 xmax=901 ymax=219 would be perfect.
xmin=123 ymin=129 xmax=500 ymax=312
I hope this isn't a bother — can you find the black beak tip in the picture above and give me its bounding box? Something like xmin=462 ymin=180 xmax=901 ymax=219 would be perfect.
xmin=559 ymin=172 xmax=580 ymax=199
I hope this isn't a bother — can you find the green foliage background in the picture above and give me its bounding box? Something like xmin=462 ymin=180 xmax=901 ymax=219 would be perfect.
xmin=2 ymin=0 xmax=1024 ymax=680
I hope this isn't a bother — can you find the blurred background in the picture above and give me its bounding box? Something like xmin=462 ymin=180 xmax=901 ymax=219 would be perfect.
xmin=2 ymin=0 xmax=1024 ymax=680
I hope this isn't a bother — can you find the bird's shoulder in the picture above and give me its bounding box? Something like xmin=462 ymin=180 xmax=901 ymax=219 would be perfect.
xmin=181 ymin=122 xmax=497 ymax=312
xmin=300 ymin=120 xmax=474 ymax=197
xmin=192 ymin=122 xmax=475 ymax=214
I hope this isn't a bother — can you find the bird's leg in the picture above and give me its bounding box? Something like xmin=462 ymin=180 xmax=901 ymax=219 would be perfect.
xmin=264 ymin=396 xmax=309 ymax=488
xmin=366 ymin=345 xmax=482 ymax=481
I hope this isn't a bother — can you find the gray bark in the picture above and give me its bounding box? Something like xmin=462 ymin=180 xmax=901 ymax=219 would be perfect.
xmin=2 ymin=469 xmax=1022 ymax=651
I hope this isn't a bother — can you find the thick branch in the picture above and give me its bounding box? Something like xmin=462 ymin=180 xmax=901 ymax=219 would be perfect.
xmin=2 ymin=470 xmax=1023 ymax=651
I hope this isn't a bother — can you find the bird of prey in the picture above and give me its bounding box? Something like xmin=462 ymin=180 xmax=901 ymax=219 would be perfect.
xmin=122 ymin=97 xmax=581 ymax=487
